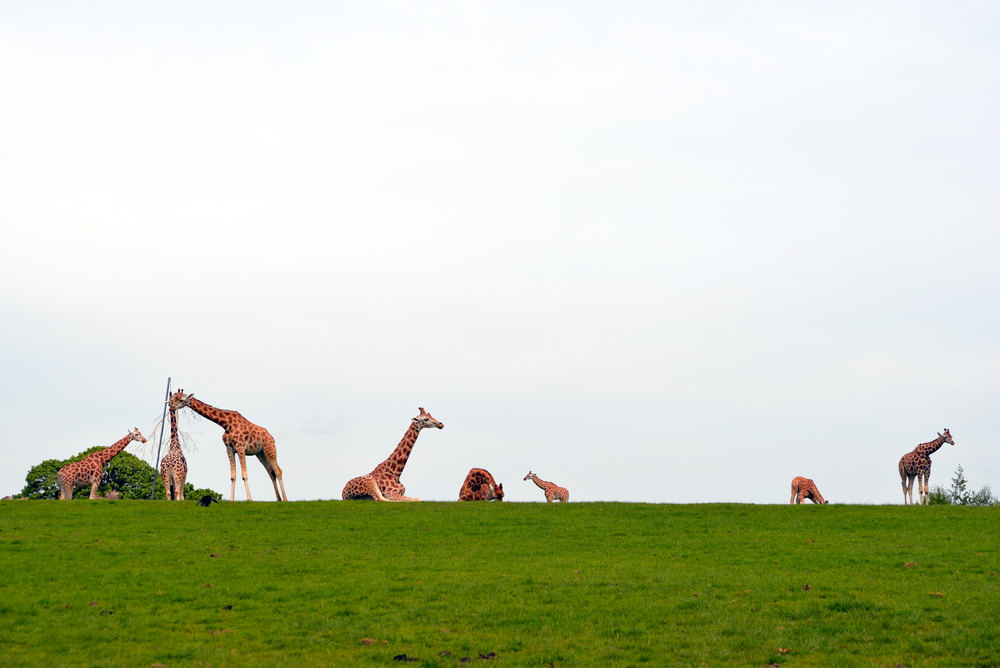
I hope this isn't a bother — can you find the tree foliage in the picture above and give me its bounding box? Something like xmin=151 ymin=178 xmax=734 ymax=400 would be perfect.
xmin=929 ymin=464 xmax=998 ymax=506
xmin=19 ymin=447 xmax=220 ymax=501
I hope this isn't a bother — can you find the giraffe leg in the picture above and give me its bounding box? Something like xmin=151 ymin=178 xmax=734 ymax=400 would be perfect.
xmin=227 ymin=448 xmax=238 ymax=502
xmin=177 ymin=468 xmax=186 ymax=501
xmin=89 ymin=481 xmax=100 ymax=500
xmin=237 ymin=449 xmax=252 ymax=501
xmin=58 ymin=474 xmax=70 ymax=501
xmin=257 ymin=453 xmax=285 ymax=502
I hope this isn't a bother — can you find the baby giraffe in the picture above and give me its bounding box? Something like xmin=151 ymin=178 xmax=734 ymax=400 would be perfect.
xmin=790 ymin=476 xmax=828 ymax=504
xmin=524 ymin=471 xmax=569 ymax=503
xmin=58 ymin=428 xmax=147 ymax=499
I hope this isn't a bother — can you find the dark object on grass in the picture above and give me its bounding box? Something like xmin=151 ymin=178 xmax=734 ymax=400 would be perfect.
xmin=100 ymin=610 xmax=114 ymax=615
xmin=198 ymin=495 xmax=219 ymax=506
xmin=479 ymin=652 xmax=496 ymax=659
xmin=393 ymin=654 xmax=416 ymax=662
xmin=439 ymin=651 xmax=452 ymax=656
xmin=460 ymin=659 xmax=472 ymax=663
xmin=224 ymin=605 xmax=232 ymax=610
xmin=803 ymin=584 xmax=812 ymax=590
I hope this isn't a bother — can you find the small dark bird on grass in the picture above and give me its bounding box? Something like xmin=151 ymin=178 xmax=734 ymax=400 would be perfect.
xmin=198 ymin=495 xmax=219 ymax=507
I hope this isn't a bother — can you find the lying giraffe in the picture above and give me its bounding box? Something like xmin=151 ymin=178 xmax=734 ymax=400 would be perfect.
xmin=342 ymin=408 xmax=444 ymax=502
xmin=57 ymin=429 xmax=147 ymax=500
xmin=899 ymin=429 xmax=954 ymax=505
xmin=160 ymin=389 xmax=189 ymax=501
xmin=524 ymin=471 xmax=568 ymax=503
xmin=174 ymin=391 xmax=287 ymax=502
xmin=789 ymin=476 xmax=827 ymax=504
xmin=458 ymin=468 xmax=504 ymax=502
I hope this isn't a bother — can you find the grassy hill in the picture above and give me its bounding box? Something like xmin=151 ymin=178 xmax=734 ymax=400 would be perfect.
xmin=1 ymin=500 xmax=998 ymax=667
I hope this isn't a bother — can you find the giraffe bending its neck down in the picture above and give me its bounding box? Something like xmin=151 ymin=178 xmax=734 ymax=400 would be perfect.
xmin=342 ymin=408 xmax=444 ymax=502
xmin=57 ymin=429 xmax=147 ymax=500
xmin=523 ymin=471 xmax=568 ymax=503
xmin=790 ymin=476 xmax=827 ymax=504
xmin=899 ymin=429 xmax=954 ymax=506
xmin=175 ymin=392 xmax=287 ymax=502
xmin=160 ymin=389 xmax=189 ymax=501
xmin=458 ymin=468 xmax=504 ymax=502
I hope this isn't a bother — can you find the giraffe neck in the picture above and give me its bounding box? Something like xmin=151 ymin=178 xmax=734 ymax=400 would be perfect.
xmin=375 ymin=423 xmax=422 ymax=478
xmin=186 ymin=397 xmax=235 ymax=428
xmin=94 ymin=434 xmax=134 ymax=466
xmin=168 ymin=406 xmax=181 ymax=453
xmin=915 ymin=435 xmax=947 ymax=458
xmin=530 ymin=475 xmax=548 ymax=490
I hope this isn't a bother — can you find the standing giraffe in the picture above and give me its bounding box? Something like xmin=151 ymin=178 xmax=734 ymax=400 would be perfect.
xmin=342 ymin=408 xmax=444 ymax=501
xmin=57 ymin=429 xmax=147 ymax=500
xmin=523 ymin=471 xmax=569 ymax=503
xmin=458 ymin=468 xmax=504 ymax=502
xmin=174 ymin=392 xmax=287 ymax=502
xmin=899 ymin=429 xmax=954 ymax=505
xmin=160 ymin=389 xmax=189 ymax=501
xmin=789 ymin=476 xmax=828 ymax=504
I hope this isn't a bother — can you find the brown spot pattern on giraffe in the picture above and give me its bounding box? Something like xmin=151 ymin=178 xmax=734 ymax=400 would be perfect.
xmin=523 ymin=471 xmax=568 ymax=503
xmin=898 ymin=429 xmax=954 ymax=506
xmin=57 ymin=429 xmax=147 ymax=500
xmin=342 ymin=408 xmax=443 ymax=502
xmin=175 ymin=392 xmax=287 ymax=502
xmin=789 ymin=476 xmax=827 ymax=504
xmin=458 ymin=468 xmax=504 ymax=502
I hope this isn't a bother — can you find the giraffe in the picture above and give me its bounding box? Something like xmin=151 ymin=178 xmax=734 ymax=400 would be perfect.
xmin=523 ymin=471 xmax=569 ymax=503
xmin=57 ymin=429 xmax=147 ymax=500
xmin=159 ymin=389 xmax=189 ymax=501
xmin=899 ymin=429 xmax=954 ymax=505
xmin=174 ymin=391 xmax=287 ymax=502
xmin=458 ymin=468 xmax=504 ymax=502
xmin=789 ymin=476 xmax=827 ymax=504
xmin=342 ymin=408 xmax=443 ymax=502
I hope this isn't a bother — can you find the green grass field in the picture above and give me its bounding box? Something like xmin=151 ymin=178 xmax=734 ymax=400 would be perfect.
xmin=1 ymin=500 xmax=998 ymax=668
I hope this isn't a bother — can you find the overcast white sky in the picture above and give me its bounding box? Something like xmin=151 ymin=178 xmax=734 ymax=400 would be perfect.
xmin=2 ymin=2 xmax=998 ymax=503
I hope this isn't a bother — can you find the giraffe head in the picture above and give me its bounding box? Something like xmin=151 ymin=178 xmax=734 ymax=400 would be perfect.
xmin=523 ymin=471 xmax=536 ymax=482
xmin=412 ymin=407 xmax=444 ymax=431
xmin=128 ymin=428 xmax=147 ymax=443
xmin=168 ymin=389 xmax=192 ymax=411
xmin=491 ymin=482 xmax=505 ymax=502
xmin=939 ymin=429 xmax=954 ymax=445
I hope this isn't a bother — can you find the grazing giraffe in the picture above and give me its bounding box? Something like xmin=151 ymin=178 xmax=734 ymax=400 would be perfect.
xmin=342 ymin=408 xmax=443 ymax=502
xmin=523 ymin=471 xmax=569 ymax=503
xmin=458 ymin=468 xmax=504 ymax=502
xmin=789 ymin=476 xmax=827 ymax=504
xmin=899 ymin=429 xmax=954 ymax=505
xmin=174 ymin=392 xmax=287 ymax=502
xmin=160 ymin=389 xmax=189 ymax=501
xmin=57 ymin=429 xmax=147 ymax=500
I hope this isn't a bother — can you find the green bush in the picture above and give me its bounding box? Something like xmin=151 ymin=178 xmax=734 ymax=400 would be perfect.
xmin=929 ymin=464 xmax=998 ymax=506
xmin=19 ymin=447 xmax=220 ymax=501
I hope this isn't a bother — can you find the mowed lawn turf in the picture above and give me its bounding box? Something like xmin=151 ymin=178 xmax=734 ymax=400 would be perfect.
xmin=1 ymin=501 xmax=998 ymax=668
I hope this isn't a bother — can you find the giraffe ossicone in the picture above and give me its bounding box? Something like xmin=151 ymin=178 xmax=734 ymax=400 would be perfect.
xmin=57 ymin=428 xmax=147 ymax=500
xmin=342 ymin=407 xmax=443 ymax=502
xmin=174 ymin=391 xmax=287 ymax=502
xmin=898 ymin=429 xmax=954 ymax=506
xmin=523 ymin=470 xmax=569 ymax=503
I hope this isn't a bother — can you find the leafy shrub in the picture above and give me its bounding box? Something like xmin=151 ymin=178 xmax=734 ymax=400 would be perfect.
xmin=929 ymin=464 xmax=998 ymax=506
